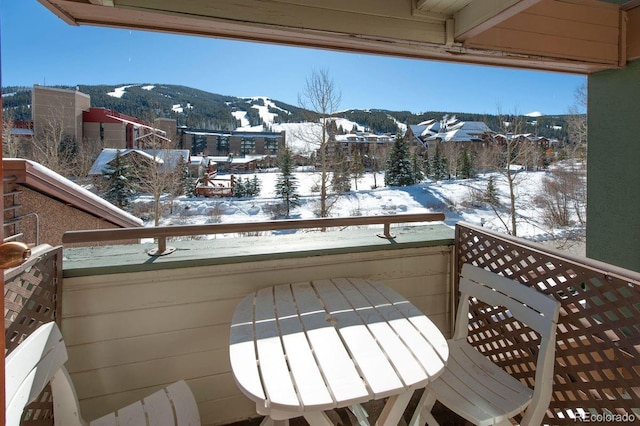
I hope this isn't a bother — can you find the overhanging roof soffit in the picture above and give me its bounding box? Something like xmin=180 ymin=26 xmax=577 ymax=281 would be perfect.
xmin=626 ymin=3 xmax=640 ymax=60
xmin=453 ymin=0 xmax=544 ymax=40
xmin=37 ymin=0 xmax=630 ymax=73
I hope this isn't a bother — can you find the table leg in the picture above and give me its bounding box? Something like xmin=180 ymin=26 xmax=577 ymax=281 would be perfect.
xmin=259 ymin=417 xmax=290 ymax=426
xmin=303 ymin=411 xmax=334 ymax=426
xmin=407 ymin=390 xmax=438 ymax=426
xmin=349 ymin=403 xmax=370 ymax=426
xmin=376 ymin=391 xmax=413 ymax=426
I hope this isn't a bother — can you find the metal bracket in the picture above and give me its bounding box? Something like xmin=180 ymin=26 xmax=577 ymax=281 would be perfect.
xmin=377 ymin=223 xmax=396 ymax=239
xmin=147 ymin=236 xmax=176 ymax=256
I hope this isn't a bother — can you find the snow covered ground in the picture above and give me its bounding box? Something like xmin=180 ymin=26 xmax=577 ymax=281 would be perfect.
xmin=132 ymin=168 xmax=586 ymax=254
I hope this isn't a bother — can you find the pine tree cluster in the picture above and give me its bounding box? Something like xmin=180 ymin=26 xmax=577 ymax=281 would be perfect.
xmin=233 ymin=175 xmax=261 ymax=198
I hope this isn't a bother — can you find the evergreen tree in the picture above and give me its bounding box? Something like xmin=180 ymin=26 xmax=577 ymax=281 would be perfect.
xmin=249 ymin=175 xmax=261 ymax=196
xmin=331 ymin=149 xmax=352 ymax=193
xmin=384 ymin=134 xmax=415 ymax=187
xmin=431 ymin=143 xmax=448 ymax=181
xmin=422 ymin=149 xmax=431 ymax=178
xmin=275 ymin=148 xmax=301 ymax=217
xmin=233 ymin=177 xmax=246 ymax=198
xmin=484 ymin=175 xmax=500 ymax=205
xmin=459 ymin=146 xmax=475 ymax=179
xmin=103 ymin=150 xmax=134 ymax=209
xmin=350 ymin=148 xmax=365 ymax=190
xmin=174 ymin=155 xmax=191 ymax=197
xmin=412 ymin=152 xmax=424 ymax=182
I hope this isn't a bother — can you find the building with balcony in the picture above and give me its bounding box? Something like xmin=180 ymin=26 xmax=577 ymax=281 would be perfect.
xmin=179 ymin=129 xmax=286 ymax=157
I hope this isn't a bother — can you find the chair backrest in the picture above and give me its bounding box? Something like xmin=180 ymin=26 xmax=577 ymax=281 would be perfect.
xmin=455 ymin=264 xmax=561 ymax=425
xmin=5 ymin=322 xmax=69 ymax=426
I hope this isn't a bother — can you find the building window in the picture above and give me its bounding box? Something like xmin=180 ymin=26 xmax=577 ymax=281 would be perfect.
xmin=217 ymin=136 xmax=229 ymax=154
xmin=241 ymin=137 xmax=255 ymax=155
xmin=265 ymin=138 xmax=279 ymax=154
xmin=193 ymin=135 xmax=207 ymax=154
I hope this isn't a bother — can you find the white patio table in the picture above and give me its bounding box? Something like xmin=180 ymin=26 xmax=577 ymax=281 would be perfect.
xmin=229 ymin=277 xmax=449 ymax=426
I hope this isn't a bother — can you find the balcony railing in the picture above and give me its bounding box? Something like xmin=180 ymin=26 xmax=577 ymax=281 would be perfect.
xmin=61 ymin=213 xmax=447 ymax=255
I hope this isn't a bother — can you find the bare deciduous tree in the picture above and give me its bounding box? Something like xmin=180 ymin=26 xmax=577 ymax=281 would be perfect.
xmin=490 ymin=111 xmax=539 ymax=236
xmin=127 ymin=132 xmax=184 ymax=226
xmin=441 ymin=141 xmax=461 ymax=179
xmin=474 ymin=142 xmax=501 ymax=173
xmin=535 ymin=167 xmax=586 ymax=228
xmin=30 ymin=111 xmax=75 ymax=175
xmin=567 ymin=83 xmax=588 ymax=153
xmin=2 ymin=115 xmax=23 ymax=159
xmin=298 ymin=69 xmax=342 ymax=218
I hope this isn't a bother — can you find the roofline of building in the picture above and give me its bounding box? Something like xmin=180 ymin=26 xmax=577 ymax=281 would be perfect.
xmin=32 ymin=84 xmax=91 ymax=100
xmin=3 ymin=158 xmax=143 ymax=229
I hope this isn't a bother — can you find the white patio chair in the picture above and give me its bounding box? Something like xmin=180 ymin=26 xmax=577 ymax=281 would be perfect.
xmin=6 ymin=321 xmax=201 ymax=426
xmin=410 ymin=264 xmax=561 ymax=426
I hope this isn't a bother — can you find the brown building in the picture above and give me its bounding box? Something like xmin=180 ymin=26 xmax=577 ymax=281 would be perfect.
xmin=31 ymin=85 xmax=176 ymax=151
xmin=83 ymin=108 xmax=172 ymax=149
xmin=31 ymin=85 xmax=90 ymax=143
xmin=3 ymin=159 xmax=143 ymax=247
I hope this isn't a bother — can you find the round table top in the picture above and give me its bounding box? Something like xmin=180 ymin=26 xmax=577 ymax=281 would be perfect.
xmin=229 ymin=277 xmax=449 ymax=418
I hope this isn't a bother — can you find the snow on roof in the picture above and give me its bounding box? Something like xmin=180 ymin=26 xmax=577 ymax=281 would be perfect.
xmin=142 ymin=85 xmax=155 ymax=91
xmin=425 ymin=129 xmax=486 ymax=142
xmin=450 ymin=121 xmax=492 ymax=132
xmin=89 ymin=149 xmax=189 ymax=175
xmin=334 ymin=133 xmax=394 ymax=143
xmin=206 ymin=156 xmax=259 ymax=164
xmin=5 ymin=158 xmax=143 ymax=227
xmin=88 ymin=149 xmax=159 ymax=175
xmin=420 ymin=120 xmax=493 ymax=141
xmin=408 ymin=124 xmax=428 ymax=134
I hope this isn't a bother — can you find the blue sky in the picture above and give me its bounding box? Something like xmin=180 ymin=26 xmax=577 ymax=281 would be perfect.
xmin=2 ymin=0 xmax=585 ymax=115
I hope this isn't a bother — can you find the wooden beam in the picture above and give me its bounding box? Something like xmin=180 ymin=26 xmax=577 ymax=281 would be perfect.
xmin=626 ymin=6 xmax=640 ymax=60
xmin=454 ymin=0 xmax=542 ymax=40
xmin=89 ymin=0 xmax=114 ymax=6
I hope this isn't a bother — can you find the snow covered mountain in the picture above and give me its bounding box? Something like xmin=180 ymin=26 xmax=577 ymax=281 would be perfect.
xmin=2 ymin=83 xmax=571 ymax=143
